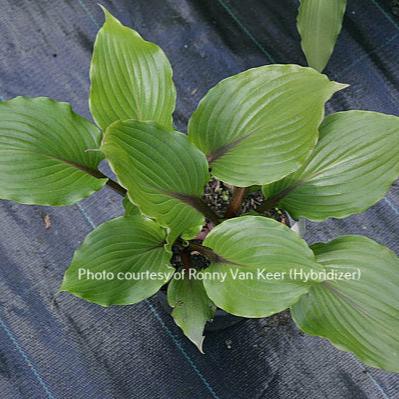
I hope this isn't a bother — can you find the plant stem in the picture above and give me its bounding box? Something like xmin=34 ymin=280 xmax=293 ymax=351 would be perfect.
xmin=92 ymin=169 xmax=127 ymax=196
xmin=225 ymin=187 xmax=246 ymax=218
xmin=169 ymin=193 xmax=220 ymax=225
xmin=104 ymin=177 xmax=127 ymax=196
xmin=188 ymin=242 xmax=225 ymax=263
xmin=181 ymin=248 xmax=191 ymax=271
xmin=194 ymin=198 xmax=221 ymax=225
xmin=65 ymin=159 xmax=127 ymax=197
xmin=257 ymin=184 xmax=300 ymax=213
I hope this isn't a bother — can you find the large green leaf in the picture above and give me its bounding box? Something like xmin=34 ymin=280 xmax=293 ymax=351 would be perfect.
xmin=188 ymin=64 xmax=345 ymax=186
xmin=61 ymin=216 xmax=173 ymax=306
xmin=202 ymin=216 xmax=324 ymax=317
xmin=292 ymin=236 xmax=399 ymax=373
xmin=101 ymin=120 xmax=210 ymax=242
xmin=263 ymin=111 xmax=399 ymax=221
xmin=0 ymin=97 xmax=106 ymax=206
xmin=297 ymin=0 xmax=347 ymax=72
xmin=168 ymin=273 xmax=215 ymax=353
xmin=89 ymin=7 xmax=176 ymax=130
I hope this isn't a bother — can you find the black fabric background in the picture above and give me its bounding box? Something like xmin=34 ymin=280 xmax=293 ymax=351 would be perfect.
xmin=0 ymin=0 xmax=399 ymax=398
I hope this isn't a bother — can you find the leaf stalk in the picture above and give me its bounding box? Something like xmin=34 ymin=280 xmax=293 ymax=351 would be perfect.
xmin=225 ymin=187 xmax=246 ymax=218
xmin=188 ymin=242 xmax=226 ymax=263
xmin=169 ymin=193 xmax=221 ymax=225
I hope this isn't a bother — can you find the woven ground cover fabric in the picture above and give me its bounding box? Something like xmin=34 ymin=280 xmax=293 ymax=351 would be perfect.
xmin=0 ymin=0 xmax=399 ymax=398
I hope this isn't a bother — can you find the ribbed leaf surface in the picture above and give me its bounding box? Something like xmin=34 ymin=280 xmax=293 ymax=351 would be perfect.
xmin=292 ymin=236 xmax=399 ymax=373
xmin=297 ymin=0 xmax=347 ymax=72
xmin=263 ymin=111 xmax=399 ymax=221
xmin=168 ymin=275 xmax=215 ymax=352
xmin=202 ymin=216 xmax=323 ymax=317
xmin=61 ymin=216 xmax=173 ymax=306
xmin=0 ymin=97 xmax=106 ymax=206
xmin=102 ymin=120 xmax=209 ymax=242
xmin=188 ymin=64 xmax=345 ymax=186
xmin=90 ymin=7 xmax=176 ymax=130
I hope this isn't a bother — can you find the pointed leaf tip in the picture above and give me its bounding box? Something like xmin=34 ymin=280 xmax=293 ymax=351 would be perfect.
xmin=98 ymin=4 xmax=118 ymax=24
xmin=90 ymin=7 xmax=176 ymax=130
xmin=297 ymin=0 xmax=347 ymax=71
xmin=188 ymin=64 xmax=339 ymax=186
xmin=332 ymin=81 xmax=350 ymax=93
xmin=168 ymin=276 xmax=215 ymax=353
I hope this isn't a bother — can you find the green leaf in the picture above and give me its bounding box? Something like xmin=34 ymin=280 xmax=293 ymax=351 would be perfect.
xmin=101 ymin=120 xmax=210 ymax=242
xmin=297 ymin=0 xmax=347 ymax=72
xmin=263 ymin=111 xmax=399 ymax=221
xmin=188 ymin=64 xmax=346 ymax=186
xmin=0 ymin=97 xmax=106 ymax=206
xmin=61 ymin=215 xmax=173 ymax=306
xmin=202 ymin=216 xmax=324 ymax=317
xmin=168 ymin=273 xmax=215 ymax=352
xmin=89 ymin=7 xmax=176 ymax=130
xmin=291 ymin=236 xmax=399 ymax=373
xmin=123 ymin=196 xmax=140 ymax=217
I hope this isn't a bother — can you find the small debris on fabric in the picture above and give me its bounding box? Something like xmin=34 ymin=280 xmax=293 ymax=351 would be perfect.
xmin=43 ymin=214 xmax=52 ymax=230
xmin=225 ymin=339 xmax=233 ymax=349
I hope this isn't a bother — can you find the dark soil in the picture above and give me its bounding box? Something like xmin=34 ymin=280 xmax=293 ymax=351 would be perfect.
xmin=203 ymin=178 xmax=232 ymax=218
xmin=170 ymin=178 xmax=288 ymax=272
xmin=203 ymin=178 xmax=287 ymax=224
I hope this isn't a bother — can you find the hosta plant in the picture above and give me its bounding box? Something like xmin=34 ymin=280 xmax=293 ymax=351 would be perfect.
xmin=1 ymin=7 xmax=399 ymax=371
